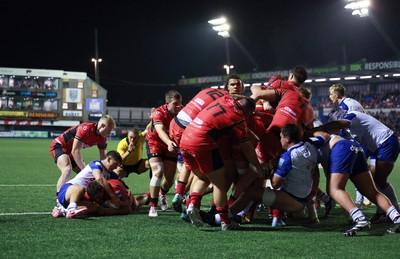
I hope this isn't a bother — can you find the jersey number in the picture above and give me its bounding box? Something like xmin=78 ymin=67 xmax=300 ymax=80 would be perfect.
xmin=206 ymin=89 xmax=226 ymax=100
xmin=206 ymin=102 xmax=227 ymax=117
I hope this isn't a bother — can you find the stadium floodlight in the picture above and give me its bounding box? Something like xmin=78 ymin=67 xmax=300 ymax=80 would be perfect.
xmin=344 ymin=76 xmax=357 ymax=80
xmin=304 ymin=79 xmax=312 ymax=83
xmin=344 ymin=0 xmax=370 ymax=17
xmin=345 ymin=1 xmax=399 ymax=58
xmin=212 ymin=24 xmax=231 ymax=32
xmin=223 ymin=64 xmax=234 ymax=75
xmin=210 ymin=20 xmax=230 ymax=38
xmin=91 ymin=58 xmax=102 ymax=84
xmin=208 ymin=17 xmax=227 ymax=26
xmin=217 ymin=31 xmax=230 ymax=38
xmin=209 ymin=16 xmax=232 ymax=70
xmin=329 ymin=77 xmax=341 ymax=81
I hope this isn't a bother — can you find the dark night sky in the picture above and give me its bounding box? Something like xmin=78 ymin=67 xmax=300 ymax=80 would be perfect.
xmin=1 ymin=0 xmax=400 ymax=107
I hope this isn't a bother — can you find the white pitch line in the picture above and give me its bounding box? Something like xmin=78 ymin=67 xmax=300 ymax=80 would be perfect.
xmin=0 ymin=184 xmax=54 ymax=187
xmin=0 ymin=212 xmax=50 ymax=216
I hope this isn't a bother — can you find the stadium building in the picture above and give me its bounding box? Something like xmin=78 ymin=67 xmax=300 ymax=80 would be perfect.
xmin=0 ymin=67 xmax=107 ymax=138
xmin=1 ymin=60 xmax=400 ymax=138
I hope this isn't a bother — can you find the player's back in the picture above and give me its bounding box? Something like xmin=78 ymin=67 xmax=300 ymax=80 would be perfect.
xmin=178 ymin=88 xmax=228 ymax=124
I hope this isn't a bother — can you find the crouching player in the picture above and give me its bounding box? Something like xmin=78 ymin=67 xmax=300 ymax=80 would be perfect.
xmin=56 ymin=151 xmax=123 ymax=218
xmin=229 ymin=124 xmax=323 ymax=226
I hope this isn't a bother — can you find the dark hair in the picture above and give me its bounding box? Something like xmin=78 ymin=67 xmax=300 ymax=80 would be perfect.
xmin=291 ymin=65 xmax=308 ymax=84
xmin=165 ymin=90 xmax=182 ymax=102
xmin=281 ymin=123 xmax=300 ymax=143
xmin=224 ymin=75 xmax=243 ymax=91
xmin=129 ymin=127 xmax=140 ymax=135
xmin=87 ymin=181 xmax=104 ymax=199
xmin=106 ymin=150 xmax=122 ymax=164
xmin=236 ymin=97 xmax=256 ymax=115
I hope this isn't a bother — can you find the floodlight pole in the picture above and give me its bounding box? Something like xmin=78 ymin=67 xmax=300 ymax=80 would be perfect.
xmin=225 ymin=38 xmax=231 ymax=66
xmin=208 ymin=17 xmax=233 ymax=71
xmin=92 ymin=28 xmax=102 ymax=84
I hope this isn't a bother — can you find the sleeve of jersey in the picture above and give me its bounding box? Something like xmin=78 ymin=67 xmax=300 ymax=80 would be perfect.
xmin=74 ymin=124 xmax=87 ymax=143
xmin=90 ymin=161 xmax=103 ymax=171
xmin=339 ymin=102 xmax=349 ymax=111
xmin=342 ymin=112 xmax=355 ymax=122
xmin=274 ymin=152 xmax=292 ymax=180
xmin=117 ymin=139 xmax=127 ymax=156
xmin=152 ymin=111 xmax=164 ymax=125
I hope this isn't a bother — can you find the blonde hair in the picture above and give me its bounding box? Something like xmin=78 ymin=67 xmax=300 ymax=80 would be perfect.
xmin=329 ymin=83 xmax=346 ymax=97
xmin=99 ymin=115 xmax=115 ymax=128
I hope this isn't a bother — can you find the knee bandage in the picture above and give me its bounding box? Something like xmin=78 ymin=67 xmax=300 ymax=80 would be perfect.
xmin=149 ymin=161 xmax=164 ymax=187
xmin=262 ymin=187 xmax=276 ymax=206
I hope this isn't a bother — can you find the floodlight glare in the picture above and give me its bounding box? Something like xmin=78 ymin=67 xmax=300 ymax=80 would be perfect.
xmin=344 ymin=0 xmax=370 ymax=10
xmin=212 ymin=24 xmax=230 ymax=32
xmin=208 ymin=17 xmax=227 ymax=25
xmin=217 ymin=31 xmax=230 ymax=38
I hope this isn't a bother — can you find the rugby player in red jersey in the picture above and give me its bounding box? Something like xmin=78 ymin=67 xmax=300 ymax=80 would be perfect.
xmin=146 ymin=90 xmax=182 ymax=217
xmin=180 ymin=96 xmax=264 ymax=230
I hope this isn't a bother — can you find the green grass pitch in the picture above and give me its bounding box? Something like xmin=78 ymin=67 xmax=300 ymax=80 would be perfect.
xmin=0 ymin=138 xmax=400 ymax=258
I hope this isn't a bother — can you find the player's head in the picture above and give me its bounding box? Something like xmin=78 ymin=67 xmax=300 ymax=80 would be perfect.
xmin=165 ymin=90 xmax=182 ymax=115
xmin=127 ymin=127 xmax=140 ymax=144
xmin=86 ymin=181 xmax=104 ymax=204
xmin=236 ymin=97 xmax=256 ymax=116
xmin=329 ymin=84 xmax=346 ymax=104
xmin=98 ymin=115 xmax=116 ymax=137
xmin=280 ymin=123 xmax=301 ymax=150
xmin=104 ymin=150 xmax=122 ymax=171
xmin=224 ymin=75 xmax=244 ymax=95
xmin=297 ymin=86 xmax=312 ymax=101
xmin=289 ymin=65 xmax=308 ymax=85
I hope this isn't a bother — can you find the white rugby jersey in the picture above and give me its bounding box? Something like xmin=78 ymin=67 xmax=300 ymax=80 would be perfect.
xmin=67 ymin=160 xmax=113 ymax=188
xmin=274 ymin=137 xmax=323 ymax=198
xmin=342 ymin=111 xmax=393 ymax=152
xmin=339 ymin=97 xmax=365 ymax=113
